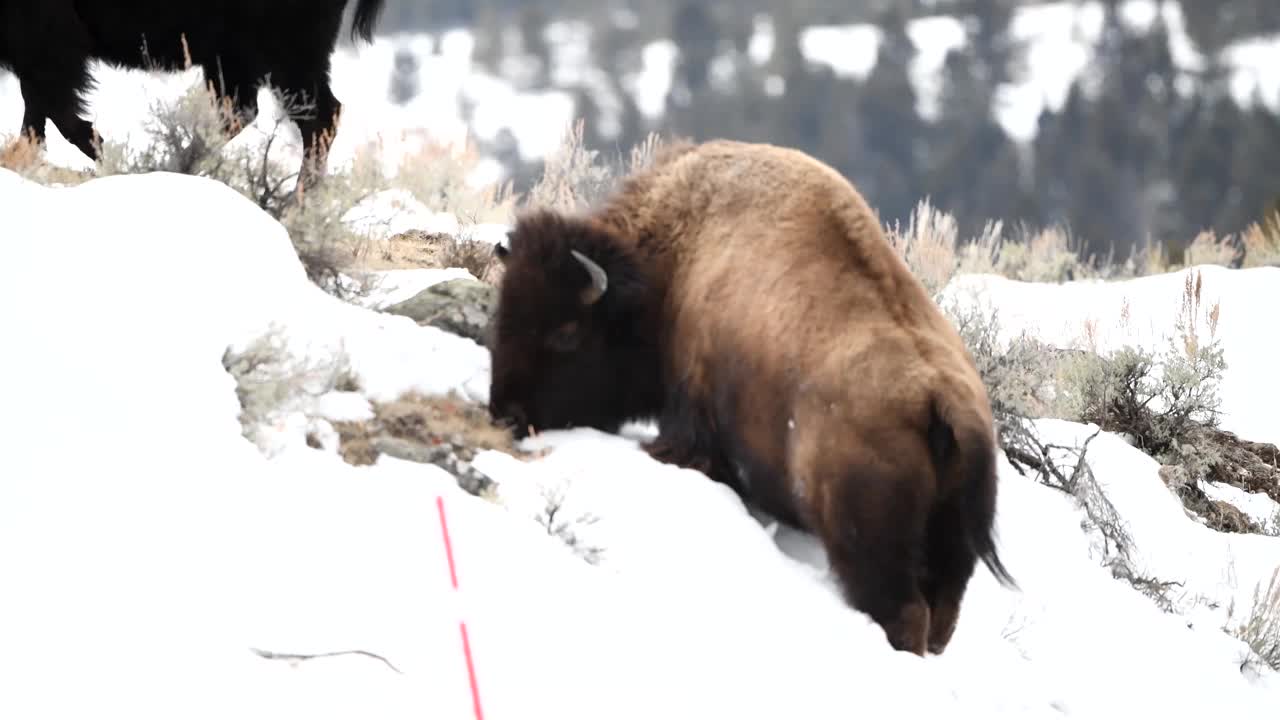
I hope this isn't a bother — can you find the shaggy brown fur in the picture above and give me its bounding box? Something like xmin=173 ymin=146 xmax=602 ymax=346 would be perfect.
xmin=487 ymin=139 xmax=1018 ymax=655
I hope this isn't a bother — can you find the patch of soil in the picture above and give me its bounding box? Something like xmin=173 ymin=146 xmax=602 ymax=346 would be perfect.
xmin=1201 ymin=427 xmax=1280 ymax=504
xmin=1157 ymin=424 xmax=1279 ymax=534
xmin=1160 ymin=464 xmax=1263 ymax=534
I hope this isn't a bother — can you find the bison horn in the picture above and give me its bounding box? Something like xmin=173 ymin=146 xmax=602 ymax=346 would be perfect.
xmin=570 ymin=249 xmax=608 ymax=305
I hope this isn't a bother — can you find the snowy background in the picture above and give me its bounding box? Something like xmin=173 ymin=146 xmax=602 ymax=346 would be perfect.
xmin=3 ymin=0 xmax=1278 ymax=179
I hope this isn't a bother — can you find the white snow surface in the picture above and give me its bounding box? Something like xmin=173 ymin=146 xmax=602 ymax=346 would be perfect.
xmin=1 ymin=168 xmax=1278 ymax=719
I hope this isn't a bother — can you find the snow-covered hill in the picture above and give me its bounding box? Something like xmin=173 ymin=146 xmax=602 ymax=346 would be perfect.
xmin=0 ymin=167 xmax=1277 ymax=719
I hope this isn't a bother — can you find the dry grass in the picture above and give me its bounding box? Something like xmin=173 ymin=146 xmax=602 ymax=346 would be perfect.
xmin=885 ymin=198 xmax=959 ymax=296
xmin=0 ymin=131 xmax=95 ymax=186
xmin=332 ymin=390 xmax=532 ymax=467
xmin=1225 ymin=566 xmax=1280 ymax=673
xmin=1241 ymin=215 xmax=1280 ymax=268
xmin=391 ymin=133 xmax=516 ymax=226
xmin=1182 ymin=229 xmax=1243 ymax=268
xmin=887 ymin=199 xmax=1101 ymax=298
xmin=365 ymin=227 xmax=502 ymax=284
xmin=521 ymin=120 xmax=667 ymax=216
xmin=523 ymin=119 xmax=617 ymax=213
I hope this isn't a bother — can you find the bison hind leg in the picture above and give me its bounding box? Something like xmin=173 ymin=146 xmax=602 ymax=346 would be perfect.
xmin=821 ymin=468 xmax=932 ymax=656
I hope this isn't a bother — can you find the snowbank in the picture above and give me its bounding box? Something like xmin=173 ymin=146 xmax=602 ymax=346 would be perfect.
xmin=940 ymin=264 xmax=1280 ymax=445
xmin=0 ymin=168 xmax=1277 ymax=719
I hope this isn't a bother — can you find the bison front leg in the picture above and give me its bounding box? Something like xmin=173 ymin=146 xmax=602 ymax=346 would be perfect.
xmin=643 ymin=433 xmax=717 ymax=477
xmin=641 ymin=406 xmax=735 ymax=488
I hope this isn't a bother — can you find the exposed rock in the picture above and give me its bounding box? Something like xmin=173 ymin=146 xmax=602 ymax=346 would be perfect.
xmin=382 ymin=277 xmax=496 ymax=344
xmin=371 ymin=436 xmax=494 ymax=496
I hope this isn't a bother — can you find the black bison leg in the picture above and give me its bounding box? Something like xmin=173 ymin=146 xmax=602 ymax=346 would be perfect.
xmin=642 ymin=386 xmax=741 ymax=487
xmin=17 ymin=63 xmax=101 ymax=161
xmin=821 ymin=466 xmax=932 ymax=656
xmin=920 ymin=497 xmax=979 ymax=654
xmin=19 ymin=97 xmax=47 ymax=146
xmin=282 ymin=76 xmax=341 ymax=187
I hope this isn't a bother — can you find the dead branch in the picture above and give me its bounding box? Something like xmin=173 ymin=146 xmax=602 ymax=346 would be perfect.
xmin=249 ymin=645 xmax=404 ymax=674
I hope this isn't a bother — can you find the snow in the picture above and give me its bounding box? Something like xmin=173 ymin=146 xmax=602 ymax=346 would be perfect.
xmin=1 ymin=167 xmax=1278 ymax=718
xmin=799 ymin=24 xmax=884 ymax=79
xmin=940 ymin=264 xmax=1280 ymax=446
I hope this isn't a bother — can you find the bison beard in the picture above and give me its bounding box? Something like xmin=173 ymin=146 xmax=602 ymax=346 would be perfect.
xmin=487 ymin=139 xmax=1018 ymax=656
xmin=0 ymin=0 xmax=386 ymax=183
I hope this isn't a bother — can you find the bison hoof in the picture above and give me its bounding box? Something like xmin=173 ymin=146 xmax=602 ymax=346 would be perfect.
xmin=644 ymin=439 xmax=711 ymax=475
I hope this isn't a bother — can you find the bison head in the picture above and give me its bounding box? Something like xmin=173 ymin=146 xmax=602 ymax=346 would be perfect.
xmin=486 ymin=209 xmax=659 ymax=439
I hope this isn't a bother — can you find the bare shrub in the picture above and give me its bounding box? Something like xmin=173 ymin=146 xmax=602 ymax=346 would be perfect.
xmin=438 ymin=226 xmax=501 ymax=282
xmin=392 ymin=135 xmax=516 ymax=225
xmin=94 ymin=80 xmax=239 ymax=177
xmin=523 ymin=119 xmax=617 ymax=213
xmin=221 ymin=325 xmax=359 ymax=452
xmin=532 ymin=481 xmax=605 ymax=565
xmin=1224 ymin=566 xmax=1280 ymax=673
xmin=1055 ymin=270 xmax=1226 ymax=479
xmin=941 ymin=295 xmax=1137 ymax=573
xmin=942 ymin=295 xmax=1060 ymax=424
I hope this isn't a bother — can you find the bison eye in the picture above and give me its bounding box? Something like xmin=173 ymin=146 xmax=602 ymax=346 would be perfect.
xmin=545 ymin=321 xmax=581 ymax=352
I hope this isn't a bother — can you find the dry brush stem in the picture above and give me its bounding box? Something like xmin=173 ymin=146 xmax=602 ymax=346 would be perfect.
xmin=1183 ymin=228 xmax=1242 ymax=269
xmin=524 ymin=118 xmax=615 ymax=213
xmin=885 ymin=198 xmax=958 ymax=296
xmin=1224 ymin=566 xmax=1280 ymax=673
xmin=250 ymin=646 xmax=403 ymax=674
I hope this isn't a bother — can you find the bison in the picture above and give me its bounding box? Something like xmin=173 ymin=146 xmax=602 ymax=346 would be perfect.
xmin=486 ymin=139 xmax=1018 ymax=656
xmin=0 ymin=0 xmax=385 ymax=180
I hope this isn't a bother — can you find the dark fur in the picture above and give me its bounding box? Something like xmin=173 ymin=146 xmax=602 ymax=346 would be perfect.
xmin=487 ymin=139 xmax=1018 ymax=656
xmin=0 ymin=0 xmax=385 ymax=179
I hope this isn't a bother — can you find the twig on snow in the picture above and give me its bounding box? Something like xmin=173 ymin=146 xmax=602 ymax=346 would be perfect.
xmin=249 ymin=646 xmax=404 ymax=674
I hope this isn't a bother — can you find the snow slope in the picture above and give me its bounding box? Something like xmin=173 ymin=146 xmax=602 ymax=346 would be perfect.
xmin=0 ymin=168 xmax=1277 ymax=719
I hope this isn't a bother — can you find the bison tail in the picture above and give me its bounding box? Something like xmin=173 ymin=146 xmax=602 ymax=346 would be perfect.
xmin=928 ymin=392 xmax=1019 ymax=592
xmin=350 ymin=0 xmax=387 ymax=44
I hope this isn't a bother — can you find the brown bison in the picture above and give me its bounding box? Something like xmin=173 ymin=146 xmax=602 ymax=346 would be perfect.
xmin=0 ymin=0 xmax=386 ymax=180
xmin=487 ymin=139 xmax=1017 ymax=656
